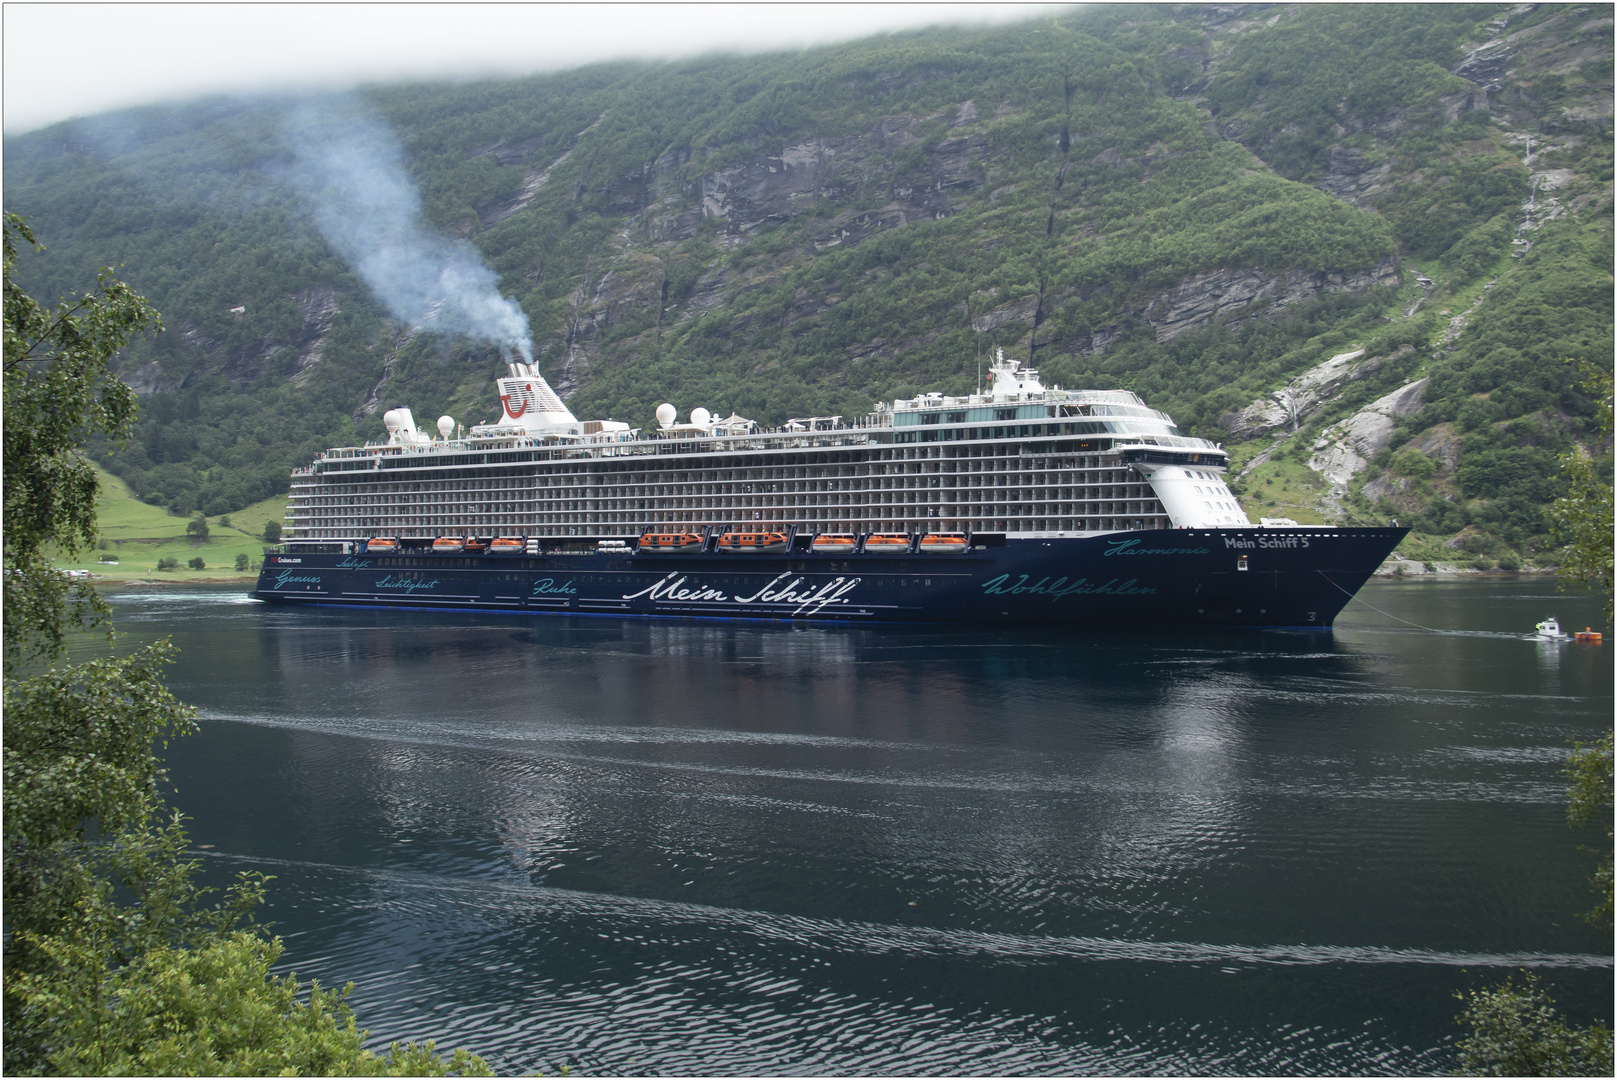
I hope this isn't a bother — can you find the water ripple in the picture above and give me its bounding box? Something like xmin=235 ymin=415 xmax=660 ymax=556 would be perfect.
xmin=206 ymin=851 xmax=1609 ymax=973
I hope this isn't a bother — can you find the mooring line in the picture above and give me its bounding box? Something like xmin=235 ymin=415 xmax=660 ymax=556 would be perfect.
xmin=1318 ymin=572 xmax=1444 ymax=632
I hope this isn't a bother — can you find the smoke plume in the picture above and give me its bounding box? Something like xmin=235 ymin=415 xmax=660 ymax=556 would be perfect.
xmin=283 ymin=99 xmax=532 ymax=361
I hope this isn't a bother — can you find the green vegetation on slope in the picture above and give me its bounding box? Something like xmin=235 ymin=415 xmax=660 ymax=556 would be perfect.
xmin=1355 ymin=212 xmax=1613 ymax=562
xmin=1 ymin=4 xmax=1610 ymax=562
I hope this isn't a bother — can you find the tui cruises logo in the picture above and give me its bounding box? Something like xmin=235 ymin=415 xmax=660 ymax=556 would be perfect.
xmin=500 ymin=380 xmax=536 ymax=419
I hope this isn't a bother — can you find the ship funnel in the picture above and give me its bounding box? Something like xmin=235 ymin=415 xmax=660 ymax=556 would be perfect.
xmin=486 ymin=360 xmax=579 ymax=434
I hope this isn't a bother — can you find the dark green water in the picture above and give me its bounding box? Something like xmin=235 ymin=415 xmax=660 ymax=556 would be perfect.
xmin=85 ymin=579 xmax=1611 ymax=1075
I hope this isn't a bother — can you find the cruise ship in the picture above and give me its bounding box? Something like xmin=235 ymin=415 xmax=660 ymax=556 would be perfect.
xmin=253 ymin=351 xmax=1404 ymax=626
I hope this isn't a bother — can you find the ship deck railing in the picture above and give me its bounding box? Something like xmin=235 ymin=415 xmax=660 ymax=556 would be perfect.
xmin=307 ymin=419 xmax=1223 ymax=469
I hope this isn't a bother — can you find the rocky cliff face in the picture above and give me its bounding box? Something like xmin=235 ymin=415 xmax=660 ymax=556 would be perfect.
xmin=1308 ymin=377 xmax=1429 ymax=491
xmin=1136 ymin=259 xmax=1402 ymax=344
xmin=121 ymin=285 xmax=346 ymax=397
xmin=547 ymin=252 xmax=668 ymax=398
xmin=695 ymin=126 xmax=989 ymax=239
xmin=1166 ymin=2 xmax=1611 ymax=199
xmin=289 ymin=285 xmax=342 ymax=386
xmin=471 ymin=113 xmax=606 ymax=232
xmin=1224 ymin=345 xmax=1412 ymax=442
xmin=526 ymin=106 xmax=1400 ymax=387
xmin=517 ymin=110 xmax=1013 ymax=377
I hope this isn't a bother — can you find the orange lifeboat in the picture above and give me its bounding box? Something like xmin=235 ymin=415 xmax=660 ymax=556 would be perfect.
xmin=1574 ymin=628 xmax=1604 ymax=644
xmin=364 ymin=537 xmax=398 ymax=555
xmin=863 ymin=533 xmax=911 ymax=554
xmin=489 ymin=537 xmax=524 ymax=553
xmin=918 ymin=532 xmax=968 ymax=554
xmin=433 ymin=536 xmax=465 ymax=554
xmin=811 ymin=533 xmax=857 ymax=555
xmin=716 ymin=531 xmax=789 ymax=553
xmin=638 ymin=531 xmax=704 ymax=552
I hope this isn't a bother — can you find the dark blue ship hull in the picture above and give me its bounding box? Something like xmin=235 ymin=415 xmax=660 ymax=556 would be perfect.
xmin=251 ymin=527 xmax=1406 ymax=628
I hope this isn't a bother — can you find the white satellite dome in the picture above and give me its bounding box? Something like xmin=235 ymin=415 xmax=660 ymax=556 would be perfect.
xmin=656 ymin=403 xmax=677 ymax=429
xmin=690 ymin=407 xmax=711 ymax=428
xmin=383 ymin=409 xmax=402 ymax=431
xmin=437 ymin=415 xmax=455 ymax=437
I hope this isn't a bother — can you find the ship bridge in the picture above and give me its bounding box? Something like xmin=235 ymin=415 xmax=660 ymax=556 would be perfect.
xmin=882 ymin=351 xmax=1248 ymax=530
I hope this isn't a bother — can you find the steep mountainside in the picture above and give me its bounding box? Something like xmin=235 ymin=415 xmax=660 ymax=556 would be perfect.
xmin=4 ymin=3 xmax=1610 ymax=565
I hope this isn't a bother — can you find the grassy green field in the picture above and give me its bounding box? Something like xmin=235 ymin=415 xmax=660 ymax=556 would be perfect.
xmin=55 ymin=467 xmax=288 ymax=582
xmin=1231 ymin=455 xmax=1332 ymax=526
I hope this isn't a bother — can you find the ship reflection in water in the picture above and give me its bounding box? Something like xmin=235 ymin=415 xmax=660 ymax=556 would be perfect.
xmin=93 ymin=580 xmax=1613 ymax=1075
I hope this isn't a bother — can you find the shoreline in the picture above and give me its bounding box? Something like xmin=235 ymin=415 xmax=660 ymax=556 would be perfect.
xmin=1371 ymin=565 xmax=1560 ymax=580
xmin=1370 ymin=566 xmax=1560 ymax=580
xmin=95 ymin=575 xmax=258 ymax=587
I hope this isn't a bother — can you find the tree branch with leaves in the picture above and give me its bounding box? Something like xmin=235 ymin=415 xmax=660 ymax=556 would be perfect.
xmin=3 ymin=215 xmax=491 ymax=1076
xmin=3 ymin=212 xmax=161 ymax=663
xmin=1549 ymin=361 xmax=1614 ymax=624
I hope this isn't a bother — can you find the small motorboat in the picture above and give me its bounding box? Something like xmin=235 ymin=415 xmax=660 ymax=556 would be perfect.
xmin=638 ymin=531 xmax=704 ymax=552
xmin=433 ymin=536 xmax=465 ymax=554
xmin=363 ymin=537 xmax=398 ymax=555
xmin=488 ymin=537 xmax=525 ymax=553
xmin=716 ymin=531 xmax=789 ymax=553
xmin=811 ymin=533 xmax=857 ymax=555
xmin=863 ymin=533 xmax=911 ymax=554
xmin=1534 ymin=617 xmax=1567 ymax=639
xmin=918 ymin=532 xmax=968 ymax=554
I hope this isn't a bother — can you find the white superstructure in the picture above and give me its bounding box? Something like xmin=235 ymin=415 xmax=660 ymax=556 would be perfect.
xmin=286 ymin=351 xmax=1250 ymax=543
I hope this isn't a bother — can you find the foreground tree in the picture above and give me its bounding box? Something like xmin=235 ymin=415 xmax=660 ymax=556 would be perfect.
xmin=1549 ymin=362 xmax=1614 ymax=622
xmin=1455 ymin=973 xmax=1612 ymax=1077
xmin=1455 ymin=419 xmax=1612 ymax=1073
xmin=1565 ymin=734 xmax=1614 ymax=928
xmin=3 ymin=214 xmax=490 ymax=1076
xmin=1453 ymin=733 xmax=1614 ymax=1076
xmin=3 ymin=213 xmax=157 ymax=662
